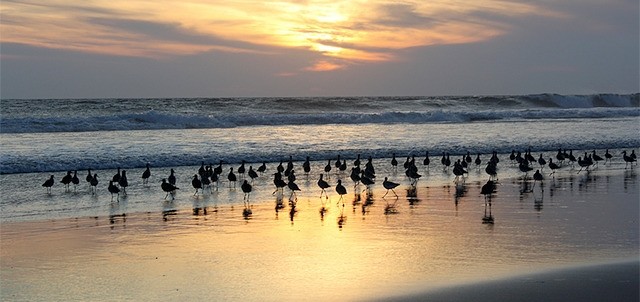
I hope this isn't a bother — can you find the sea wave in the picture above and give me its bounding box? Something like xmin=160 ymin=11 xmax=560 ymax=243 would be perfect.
xmin=1 ymin=107 xmax=638 ymax=134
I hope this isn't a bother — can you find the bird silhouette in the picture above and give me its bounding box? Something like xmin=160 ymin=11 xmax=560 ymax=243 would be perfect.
xmin=192 ymin=174 xmax=202 ymax=196
xmin=118 ymin=170 xmax=128 ymax=195
xmin=108 ymin=180 xmax=120 ymax=201
xmin=42 ymin=175 xmax=54 ymax=194
xmin=161 ymin=178 xmax=179 ymax=200
xmin=382 ymin=177 xmax=400 ymax=198
xmin=90 ymin=174 xmax=99 ymax=195
xmin=317 ymin=174 xmax=331 ymax=199
xmin=227 ymin=168 xmax=237 ymax=188
xmin=141 ymin=163 xmax=151 ymax=184
xmin=335 ymin=179 xmax=347 ymax=203
xmin=241 ymin=180 xmax=252 ymax=202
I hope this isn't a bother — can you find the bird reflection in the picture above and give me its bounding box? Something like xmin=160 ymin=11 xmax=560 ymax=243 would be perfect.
xmin=337 ymin=204 xmax=347 ymax=229
xmin=406 ymin=185 xmax=420 ymax=206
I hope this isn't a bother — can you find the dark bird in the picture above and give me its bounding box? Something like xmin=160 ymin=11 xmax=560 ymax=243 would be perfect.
xmin=90 ymin=174 xmax=99 ymax=195
xmin=71 ymin=170 xmax=80 ymax=191
xmin=509 ymin=150 xmax=516 ymax=163
xmin=604 ymin=149 xmax=613 ymax=164
xmin=391 ymin=153 xmax=398 ymax=170
xmin=537 ymin=154 xmax=546 ymax=169
xmin=475 ymin=154 xmax=482 ymax=169
xmin=339 ymin=159 xmax=347 ymax=172
xmin=577 ymin=156 xmax=591 ymax=174
xmin=201 ymin=174 xmax=211 ymax=192
xmin=556 ymin=148 xmax=565 ymax=165
xmin=237 ymin=160 xmax=246 ymax=178
xmin=548 ymin=158 xmax=560 ymax=177
xmin=335 ymin=179 xmax=347 ymax=202
xmin=272 ymin=172 xmax=287 ymax=194
xmin=248 ymin=166 xmax=259 ymax=182
xmin=60 ymin=171 xmax=72 ymax=191
xmin=631 ymin=150 xmax=637 ymax=160
xmin=350 ymin=167 xmax=361 ymax=188
xmin=382 ymin=177 xmax=400 ymax=198
xmin=118 ymin=170 xmax=128 ymax=195
xmin=168 ymin=169 xmax=177 ymax=185
xmin=214 ymin=160 xmax=224 ymax=176
xmin=287 ymin=180 xmax=301 ymax=201
xmin=353 ymin=154 xmax=361 ymax=167
xmin=519 ymin=160 xmax=533 ymax=178
xmin=192 ymin=174 xmax=202 ymax=195
xmin=161 ymin=178 xmax=179 ymax=200
xmin=465 ymin=151 xmax=472 ymax=165
xmin=481 ymin=180 xmax=496 ymax=202
xmin=141 ymin=163 xmax=151 ymax=184
xmin=423 ymin=151 xmax=430 ymax=168
xmin=592 ymin=150 xmax=603 ymax=167
xmin=622 ymin=151 xmax=636 ymax=168
xmin=335 ymin=155 xmax=342 ymax=169
xmin=86 ymin=169 xmax=93 ymax=184
xmin=567 ymin=150 xmax=577 ymax=166
xmin=227 ymin=168 xmax=237 ymax=188
xmin=112 ymin=167 xmax=121 ymax=183
xmin=241 ymin=180 xmax=252 ymax=201
xmin=257 ymin=161 xmax=267 ymax=174
xmin=108 ymin=180 xmax=120 ymax=201
xmin=317 ymin=173 xmax=331 ymax=199
xmin=485 ymin=161 xmax=498 ymax=181
xmin=532 ymin=169 xmax=544 ymax=191
xmin=276 ymin=161 xmax=285 ymax=174
xmin=324 ymin=159 xmax=332 ymax=175
xmin=302 ymin=156 xmax=311 ymax=175
xmin=42 ymin=175 xmax=54 ymax=194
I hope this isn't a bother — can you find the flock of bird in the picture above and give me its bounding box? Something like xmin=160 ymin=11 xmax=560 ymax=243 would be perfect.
xmin=41 ymin=149 xmax=637 ymax=207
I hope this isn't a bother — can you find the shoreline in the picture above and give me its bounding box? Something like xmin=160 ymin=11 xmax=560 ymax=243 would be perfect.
xmin=374 ymin=259 xmax=640 ymax=302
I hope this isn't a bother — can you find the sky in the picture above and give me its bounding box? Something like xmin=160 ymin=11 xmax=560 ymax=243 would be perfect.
xmin=1 ymin=0 xmax=638 ymax=99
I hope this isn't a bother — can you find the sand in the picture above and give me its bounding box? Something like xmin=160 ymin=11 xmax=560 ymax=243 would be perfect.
xmin=1 ymin=163 xmax=639 ymax=301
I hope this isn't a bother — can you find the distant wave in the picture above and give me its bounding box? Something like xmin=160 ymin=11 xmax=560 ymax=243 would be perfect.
xmin=1 ymin=107 xmax=638 ymax=134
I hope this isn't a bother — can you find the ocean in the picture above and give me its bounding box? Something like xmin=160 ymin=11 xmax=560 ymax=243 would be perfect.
xmin=0 ymin=93 xmax=639 ymax=222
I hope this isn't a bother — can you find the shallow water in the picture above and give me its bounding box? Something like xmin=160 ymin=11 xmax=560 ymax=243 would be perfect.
xmin=1 ymin=158 xmax=638 ymax=301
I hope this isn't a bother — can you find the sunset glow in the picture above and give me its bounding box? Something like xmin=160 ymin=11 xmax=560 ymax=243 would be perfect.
xmin=2 ymin=0 xmax=559 ymax=70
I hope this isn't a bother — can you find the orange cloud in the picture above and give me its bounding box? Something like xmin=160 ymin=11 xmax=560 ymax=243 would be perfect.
xmin=1 ymin=0 xmax=563 ymax=68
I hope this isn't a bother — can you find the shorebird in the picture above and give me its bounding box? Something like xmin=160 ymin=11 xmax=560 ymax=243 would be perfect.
xmin=86 ymin=169 xmax=93 ymax=185
xmin=353 ymin=154 xmax=361 ymax=167
xmin=391 ymin=153 xmax=398 ymax=171
xmin=287 ymin=180 xmax=301 ymax=201
xmin=302 ymin=156 xmax=311 ymax=175
xmin=360 ymin=171 xmax=375 ymax=192
xmin=227 ymin=168 xmax=237 ymax=188
xmin=118 ymin=170 xmax=128 ymax=195
xmin=248 ymin=166 xmax=259 ymax=183
xmin=191 ymin=174 xmax=202 ymax=196
xmin=272 ymin=172 xmax=287 ymax=194
xmin=423 ymin=151 xmax=430 ymax=169
xmin=591 ymin=150 xmax=603 ymax=167
xmin=161 ymin=178 xmax=179 ymax=200
xmin=324 ymin=159 xmax=332 ymax=176
xmin=548 ymin=158 xmax=560 ymax=177
xmin=532 ymin=169 xmax=544 ymax=190
xmin=237 ymin=160 xmax=246 ymax=179
xmin=485 ymin=161 xmax=498 ymax=181
xmin=622 ymin=151 xmax=636 ymax=168
xmin=556 ymin=149 xmax=565 ymax=166
xmin=42 ymin=175 xmax=54 ymax=194
xmin=335 ymin=179 xmax=347 ymax=203
xmin=475 ymin=154 xmax=482 ymax=170
xmin=201 ymin=174 xmax=212 ymax=192
xmin=577 ymin=156 xmax=591 ymax=174
xmin=108 ymin=180 xmax=120 ymax=201
xmin=168 ymin=169 xmax=176 ymax=185
xmin=604 ymin=149 xmax=613 ymax=164
xmin=71 ymin=170 xmax=80 ymax=192
xmin=537 ymin=154 xmax=546 ymax=170
xmin=382 ymin=177 xmax=400 ymax=198
xmin=257 ymin=161 xmax=267 ymax=174
xmin=112 ymin=167 xmax=121 ymax=183
xmin=480 ymin=180 xmax=496 ymax=202
xmin=141 ymin=163 xmax=151 ymax=184
xmin=60 ymin=171 xmax=72 ymax=192
xmin=317 ymin=174 xmax=331 ymax=199
xmin=241 ymin=180 xmax=252 ymax=201
xmin=350 ymin=167 xmax=361 ymax=188
xmin=90 ymin=174 xmax=99 ymax=195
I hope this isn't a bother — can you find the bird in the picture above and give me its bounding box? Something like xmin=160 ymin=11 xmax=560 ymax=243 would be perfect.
xmin=237 ymin=160 xmax=246 ymax=178
xmin=108 ymin=180 xmax=120 ymax=201
xmin=350 ymin=167 xmax=361 ymax=188
xmin=247 ymin=166 xmax=259 ymax=182
xmin=302 ymin=156 xmax=311 ymax=175
xmin=227 ymin=167 xmax=237 ymax=188
xmin=90 ymin=174 xmax=99 ymax=195
xmin=191 ymin=174 xmax=202 ymax=196
xmin=112 ymin=167 xmax=121 ymax=183
xmin=86 ymin=169 xmax=93 ymax=184
xmin=577 ymin=156 xmax=591 ymax=174
xmin=42 ymin=175 xmax=54 ymax=194
xmin=548 ymin=158 xmax=560 ymax=177
xmin=272 ymin=172 xmax=287 ymax=194
xmin=485 ymin=161 xmax=498 ymax=181
xmin=141 ymin=163 xmax=151 ymax=184
xmin=353 ymin=154 xmax=361 ymax=167
xmin=474 ymin=154 xmax=482 ymax=170
xmin=391 ymin=153 xmax=398 ymax=170
xmin=604 ymin=149 xmax=613 ymax=164
xmin=71 ymin=170 xmax=80 ymax=192
xmin=335 ymin=179 xmax=347 ymax=202
xmin=257 ymin=161 xmax=267 ymax=174
xmin=537 ymin=154 xmax=546 ymax=169
xmin=519 ymin=160 xmax=533 ymax=178
xmin=591 ymin=150 xmax=603 ymax=167
xmin=201 ymin=174 xmax=212 ymax=192
xmin=287 ymin=180 xmax=301 ymax=201
xmin=214 ymin=160 xmax=224 ymax=176
xmin=317 ymin=174 xmax=331 ymax=199
xmin=241 ymin=180 xmax=252 ymax=201
xmin=382 ymin=177 xmax=400 ymax=198
xmin=423 ymin=151 xmax=430 ymax=169
xmin=168 ymin=169 xmax=177 ymax=185
xmin=161 ymin=178 xmax=179 ymax=200
xmin=480 ymin=180 xmax=496 ymax=202
xmin=324 ymin=159 xmax=332 ymax=176
xmin=556 ymin=149 xmax=565 ymax=165
xmin=60 ymin=171 xmax=72 ymax=191
xmin=118 ymin=170 xmax=128 ymax=195
xmin=360 ymin=172 xmax=375 ymax=192
xmin=532 ymin=169 xmax=544 ymax=190
xmin=622 ymin=151 xmax=636 ymax=168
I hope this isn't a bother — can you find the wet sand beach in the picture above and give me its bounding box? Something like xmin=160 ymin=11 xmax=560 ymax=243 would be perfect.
xmin=1 ymin=158 xmax=639 ymax=301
